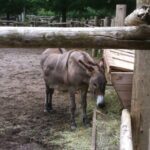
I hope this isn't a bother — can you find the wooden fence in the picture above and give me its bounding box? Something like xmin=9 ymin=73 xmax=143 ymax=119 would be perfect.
xmin=0 ymin=16 xmax=112 ymax=27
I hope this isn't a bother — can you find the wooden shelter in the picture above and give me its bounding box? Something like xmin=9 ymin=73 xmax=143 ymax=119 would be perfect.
xmin=104 ymin=49 xmax=135 ymax=109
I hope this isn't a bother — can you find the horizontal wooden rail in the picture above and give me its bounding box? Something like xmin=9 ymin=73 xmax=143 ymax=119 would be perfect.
xmin=120 ymin=109 xmax=133 ymax=150
xmin=0 ymin=26 xmax=149 ymax=49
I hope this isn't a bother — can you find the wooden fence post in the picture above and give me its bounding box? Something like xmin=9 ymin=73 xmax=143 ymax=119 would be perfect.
xmin=111 ymin=18 xmax=115 ymax=27
xmin=120 ymin=109 xmax=133 ymax=150
xmin=131 ymin=0 xmax=150 ymax=150
xmin=115 ymin=5 xmax=127 ymax=26
xmin=104 ymin=17 xmax=111 ymax=27
xmin=131 ymin=50 xmax=150 ymax=150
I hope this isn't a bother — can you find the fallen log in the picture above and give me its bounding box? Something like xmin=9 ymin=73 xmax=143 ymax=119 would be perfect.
xmin=0 ymin=26 xmax=149 ymax=49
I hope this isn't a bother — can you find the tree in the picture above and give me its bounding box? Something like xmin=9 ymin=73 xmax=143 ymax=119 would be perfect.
xmin=25 ymin=0 xmax=48 ymax=14
xmin=47 ymin=0 xmax=70 ymax=22
xmin=47 ymin=0 xmax=88 ymax=22
xmin=0 ymin=0 xmax=26 ymax=20
xmin=0 ymin=0 xmax=49 ymax=19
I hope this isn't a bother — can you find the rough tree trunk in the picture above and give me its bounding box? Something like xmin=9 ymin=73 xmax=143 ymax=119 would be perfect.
xmin=131 ymin=0 xmax=150 ymax=150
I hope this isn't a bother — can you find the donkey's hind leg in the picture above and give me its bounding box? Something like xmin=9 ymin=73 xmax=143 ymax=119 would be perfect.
xmin=44 ymin=83 xmax=54 ymax=113
xmin=69 ymin=89 xmax=77 ymax=130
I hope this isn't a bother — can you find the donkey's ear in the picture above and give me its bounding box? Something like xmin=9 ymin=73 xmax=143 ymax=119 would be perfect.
xmin=78 ymin=60 xmax=94 ymax=73
xmin=99 ymin=58 xmax=105 ymax=71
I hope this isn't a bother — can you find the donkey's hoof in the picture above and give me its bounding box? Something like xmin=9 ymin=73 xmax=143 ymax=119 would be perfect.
xmin=44 ymin=107 xmax=53 ymax=113
xmin=83 ymin=119 xmax=91 ymax=128
xmin=83 ymin=121 xmax=92 ymax=128
xmin=84 ymin=122 xmax=91 ymax=128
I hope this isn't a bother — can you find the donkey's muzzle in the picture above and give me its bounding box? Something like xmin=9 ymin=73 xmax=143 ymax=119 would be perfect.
xmin=97 ymin=95 xmax=105 ymax=108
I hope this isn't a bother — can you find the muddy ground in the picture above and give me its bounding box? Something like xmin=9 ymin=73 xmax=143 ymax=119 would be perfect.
xmin=0 ymin=48 xmax=120 ymax=150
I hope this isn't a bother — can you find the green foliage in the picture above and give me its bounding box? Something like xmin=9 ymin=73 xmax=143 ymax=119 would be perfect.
xmin=37 ymin=9 xmax=54 ymax=16
xmin=46 ymin=0 xmax=136 ymax=21
xmin=25 ymin=0 xmax=48 ymax=14
xmin=47 ymin=0 xmax=88 ymax=22
xmin=0 ymin=0 xmax=136 ymax=20
xmin=0 ymin=0 xmax=26 ymax=16
xmin=87 ymin=0 xmax=136 ymax=16
xmin=0 ymin=0 xmax=50 ymax=17
xmin=86 ymin=7 xmax=114 ymax=18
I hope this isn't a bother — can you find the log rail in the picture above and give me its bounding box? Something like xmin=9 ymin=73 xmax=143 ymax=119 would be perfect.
xmin=120 ymin=109 xmax=133 ymax=150
xmin=0 ymin=26 xmax=149 ymax=49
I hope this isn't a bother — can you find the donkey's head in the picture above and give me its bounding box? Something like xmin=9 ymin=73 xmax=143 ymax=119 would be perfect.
xmin=89 ymin=59 xmax=107 ymax=108
xmin=79 ymin=58 xmax=107 ymax=108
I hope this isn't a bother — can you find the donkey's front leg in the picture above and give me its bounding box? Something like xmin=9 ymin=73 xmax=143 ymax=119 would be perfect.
xmin=69 ymin=89 xmax=77 ymax=130
xmin=80 ymin=86 xmax=90 ymax=127
xmin=44 ymin=83 xmax=54 ymax=113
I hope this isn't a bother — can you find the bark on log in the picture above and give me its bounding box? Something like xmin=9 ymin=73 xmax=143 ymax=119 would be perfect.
xmin=0 ymin=26 xmax=150 ymax=49
xmin=120 ymin=109 xmax=133 ymax=150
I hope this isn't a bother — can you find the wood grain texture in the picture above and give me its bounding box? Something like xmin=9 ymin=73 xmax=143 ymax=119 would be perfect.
xmin=131 ymin=50 xmax=150 ymax=150
xmin=131 ymin=1 xmax=150 ymax=150
xmin=0 ymin=26 xmax=149 ymax=49
xmin=111 ymin=72 xmax=133 ymax=108
xmin=91 ymin=109 xmax=97 ymax=150
xmin=120 ymin=109 xmax=133 ymax=150
xmin=111 ymin=72 xmax=133 ymax=84
xmin=115 ymin=5 xmax=127 ymax=26
xmin=104 ymin=50 xmax=134 ymax=72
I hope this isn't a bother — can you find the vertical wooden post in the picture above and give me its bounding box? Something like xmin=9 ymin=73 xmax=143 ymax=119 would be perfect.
xmin=21 ymin=7 xmax=25 ymax=22
xmin=94 ymin=16 xmax=99 ymax=26
xmin=120 ymin=109 xmax=133 ymax=150
xmin=92 ymin=49 xmax=98 ymax=57
xmin=115 ymin=5 xmax=127 ymax=26
xmin=131 ymin=51 xmax=150 ymax=150
xmin=104 ymin=17 xmax=111 ymax=27
xmin=131 ymin=1 xmax=150 ymax=150
xmin=111 ymin=18 xmax=115 ymax=27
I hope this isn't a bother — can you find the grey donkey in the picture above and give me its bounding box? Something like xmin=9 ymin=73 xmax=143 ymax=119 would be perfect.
xmin=41 ymin=48 xmax=107 ymax=129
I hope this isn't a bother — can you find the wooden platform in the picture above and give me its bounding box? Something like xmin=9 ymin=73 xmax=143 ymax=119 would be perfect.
xmin=104 ymin=49 xmax=135 ymax=109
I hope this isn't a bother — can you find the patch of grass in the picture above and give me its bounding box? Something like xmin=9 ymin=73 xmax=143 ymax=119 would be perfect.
xmin=52 ymin=127 xmax=92 ymax=150
xmin=43 ymin=87 xmax=121 ymax=150
xmin=15 ymin=87 xmax=120 ymax=150
xmin=96 ymin=87 xmax=121 ymax=150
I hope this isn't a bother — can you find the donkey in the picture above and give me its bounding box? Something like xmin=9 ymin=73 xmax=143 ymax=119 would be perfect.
xmin=41 ymin=48 xmax=107 ymax=129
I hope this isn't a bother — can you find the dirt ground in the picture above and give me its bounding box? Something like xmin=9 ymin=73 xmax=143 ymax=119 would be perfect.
xmin=0 ymin=48 xmax=120 ymax=150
